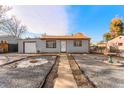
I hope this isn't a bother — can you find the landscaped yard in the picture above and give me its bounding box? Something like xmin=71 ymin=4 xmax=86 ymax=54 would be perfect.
xmin=0 ymin=55 xmax=56 ymax=88
xmin=0 ymin=53 xmax=124 ymax=88
xmin=73 ymin=54 xmax=124 ymax=88
xmin=0 ymin=53 xmax=32 ymax=65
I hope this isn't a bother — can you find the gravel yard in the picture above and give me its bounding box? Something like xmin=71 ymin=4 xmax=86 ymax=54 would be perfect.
xmin=68 ymin=55 xmax=95 ymax=88
xmin=0 ymin=54 xmax=31 ymax=65
xmin=0 ymin=56 xmax=56 ymax=88
xmin=73 ymin=54 xmax=124 ymax=88
xmin=0 ymin=53 xmax=56 ymax=65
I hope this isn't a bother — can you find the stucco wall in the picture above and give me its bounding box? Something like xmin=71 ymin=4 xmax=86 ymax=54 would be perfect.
xmin=39 ymin=40 xmax=60 ymax=53
xmin=18 ymin=40 xmax=23 ymax=53
xmin=107 ymin=36 xmax=124 ymax=51
xmin=66 ymin=40 xmax=89 ymax=53
xmin=18 ymin=39 xmax=90 ymax=53
xmin=18 ymin=39 xmax=41 ymax=53
xmin=18 ymin=39 xmax=61 ymax=53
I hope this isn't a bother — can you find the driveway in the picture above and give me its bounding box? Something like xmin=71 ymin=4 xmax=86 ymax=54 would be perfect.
xmin=73 ymin=54 xmax=124 ymax=88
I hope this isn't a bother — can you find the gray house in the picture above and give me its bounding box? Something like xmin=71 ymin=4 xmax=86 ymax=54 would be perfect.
xmin=18 ymin=33 xmax=90 ymax=53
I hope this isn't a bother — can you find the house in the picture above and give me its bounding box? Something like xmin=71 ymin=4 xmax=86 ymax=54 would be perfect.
xmin=18 ymin=33 xmax=91 ymax=53
xmin=96 ymin=42 xmax=107 ymax=54
xmin=0 ymin=35 xmax=19 ymax=52
xmin=107 ymin=35 xmax=124 ymax=57
xmin=90 ymin=42 xmax=107 ymax=54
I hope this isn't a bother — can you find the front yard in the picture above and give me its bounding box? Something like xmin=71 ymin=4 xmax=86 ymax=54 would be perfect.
xmin=0 ymin=53 xmax=33 ymax=65
xmin=73 ymin=54 xmax=124 ymax=88
xmin=0 ymin=53 xmax=124 ymax=88
xmin=0 ymin=54 xmax=56 ymax=88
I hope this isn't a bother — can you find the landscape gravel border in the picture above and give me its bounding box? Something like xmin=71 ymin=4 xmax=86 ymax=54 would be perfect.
xmin=68 ymin=54 xmax=96 ymax=88
xmin=41 ymin=55 xmax=60 ymax=88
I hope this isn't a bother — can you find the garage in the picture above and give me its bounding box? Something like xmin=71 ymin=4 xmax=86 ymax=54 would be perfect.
xmin=24 ymin=42 xmax=37 ymax=53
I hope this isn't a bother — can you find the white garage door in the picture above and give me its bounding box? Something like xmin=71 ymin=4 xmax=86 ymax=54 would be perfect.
xmin=24 ymin=42 xmax=37 ymax=53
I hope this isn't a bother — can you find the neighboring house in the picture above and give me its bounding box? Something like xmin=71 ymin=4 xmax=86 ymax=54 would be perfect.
xmin=0 ymin=35 xmax=19 ymax=52
xmin=18 ymin=33 xmax=91 ymax=53
xmin=107 ymin=35 xmax=124 ymax=57
xmin=96 ymin=42 xmax=107 ymax=54
xmin=90 ymin=42 xmax=107 ymax=54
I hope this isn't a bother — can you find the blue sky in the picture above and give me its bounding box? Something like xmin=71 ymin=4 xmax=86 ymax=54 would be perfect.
xmin=66 ymin=5 xmax=124 ymax=42
xmin=7 ymin=5 xmax=124 ymax=42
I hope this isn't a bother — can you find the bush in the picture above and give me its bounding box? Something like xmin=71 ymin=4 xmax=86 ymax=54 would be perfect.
xmin=109 ymin=46 xmax=119 ymax=53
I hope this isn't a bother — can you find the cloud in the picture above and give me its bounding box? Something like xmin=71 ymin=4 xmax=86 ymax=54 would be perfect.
xmin=7 ymin=5 xmax=68 ymax=35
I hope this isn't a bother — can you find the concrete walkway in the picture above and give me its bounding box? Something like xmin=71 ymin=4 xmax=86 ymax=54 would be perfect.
xmin=54 ymin=54 xmax=77 ymax=88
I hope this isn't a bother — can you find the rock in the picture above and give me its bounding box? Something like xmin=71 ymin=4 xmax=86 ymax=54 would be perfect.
xmin=0 ymin=56 xmax=7 ymax=60
xmin=30 ymin=59 xmax=38 ymax=63
xmin=0 ymin=56 xmax=8 ymax=65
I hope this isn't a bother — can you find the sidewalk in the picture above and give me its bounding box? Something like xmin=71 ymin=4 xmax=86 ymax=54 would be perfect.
xmin=54 ymin=54 xmax=77 ymax=88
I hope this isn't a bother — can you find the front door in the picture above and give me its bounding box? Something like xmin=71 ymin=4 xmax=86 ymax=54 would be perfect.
xmin=61 ymin=40 xmax=66 ymax=52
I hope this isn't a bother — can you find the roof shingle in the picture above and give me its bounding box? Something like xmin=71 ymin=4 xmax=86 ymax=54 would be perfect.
xmin=41 ymin=33 xmax=90 ymax=40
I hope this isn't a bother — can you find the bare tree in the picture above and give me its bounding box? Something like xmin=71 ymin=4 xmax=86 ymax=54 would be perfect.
xmin=0 ymin=5 xmax=27 ymax=38
xmin=0 ymin=5 xmax=12 ymax=27
xmin=0 ymin=5 xmax=11 ymax=18
xmin=0 ymin=16 xmax=27 ymax=38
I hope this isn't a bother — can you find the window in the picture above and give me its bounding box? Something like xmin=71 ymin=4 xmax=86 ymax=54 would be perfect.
xmin=74 ymin=40 xmax=82 ymax=47
xmin=46 ymin=40 xmax=56 ymax=48
xmin=118 ymin=43 xmax=123 ymax=46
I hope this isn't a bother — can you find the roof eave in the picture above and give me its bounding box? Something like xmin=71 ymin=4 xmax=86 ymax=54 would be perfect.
xmin=41 ymin=38 xmax=91 ymax=40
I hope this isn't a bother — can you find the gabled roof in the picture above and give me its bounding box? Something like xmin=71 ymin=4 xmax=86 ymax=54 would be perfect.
xmin=107 ymin=35 xmax=124 ymax=43
xmin=41 ymin=33 xmax=90 ymax=40
xmin=97 ymin=42 xmax=107 ymax=47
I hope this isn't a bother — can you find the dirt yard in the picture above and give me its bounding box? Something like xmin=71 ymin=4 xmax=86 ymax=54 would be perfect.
xmin=73 ymin=54 xmax=124 ymax=88
xmin=0 ymin=55 xmax=56 ymax=88
xmin=0 ymin=53 xmax=58 ymax=65
xmin=0 ymin=53 xmax=32 ymax=65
